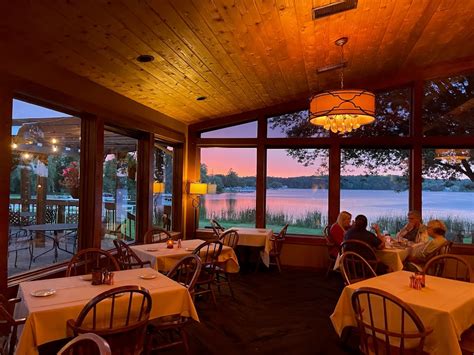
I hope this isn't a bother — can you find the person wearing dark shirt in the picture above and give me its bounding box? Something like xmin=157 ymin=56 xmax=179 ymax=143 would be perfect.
xmin=343 ymin=215 xmax=385 ymax=261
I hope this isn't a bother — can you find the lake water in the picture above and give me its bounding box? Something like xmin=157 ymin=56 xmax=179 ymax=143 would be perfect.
xmin=202 ymin=188 xmax=474 ymax=223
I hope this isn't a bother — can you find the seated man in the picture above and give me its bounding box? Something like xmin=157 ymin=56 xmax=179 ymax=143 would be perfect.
xmin=404 ymin=219 xmax=447 ymax=272
xmin=344 ymin=215 xmax=385 ymax=261
xmin=396 ymin=210 xmax=428 ymax=243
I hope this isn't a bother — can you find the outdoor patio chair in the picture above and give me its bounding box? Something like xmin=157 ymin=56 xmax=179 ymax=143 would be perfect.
xmin=147 ymin=255 xmax=202 ymax=355
xmin=113 ymin=239 xmax=151 ymax=270
xmin=8 ymin=228 xmax=33 ymax=269
xmin=351 ymin=287 xmax=432 ymax=355
xmin=66 ymin=248 xmax=120 ymax=277
xmin=57 ymin=333 xmax=111 ymax=355
xmin=192 ymin=240 xmax=223 ymax=305
xmin=66 ymin=286 xmax=152 ymax=355
xmin=423 ymin=254 xmax=472 ymax=282
xmin=144 ymin=228 xmax=172 ymax=244
xmin=340 ymin=251 xmax=377 ymax=285
xmin=215 ymin=229 xmax=239 ymax=297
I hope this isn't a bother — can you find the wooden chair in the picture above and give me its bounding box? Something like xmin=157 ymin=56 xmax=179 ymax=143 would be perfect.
xmin=351 ymin=287 xmax=433 ymax=355
xmin=57 ymin=333 xmax=112 ymax=355
xmin=215 ymin=229 xmax=239 ymax=297
xmin=423 ymin=254 xmax=472 ymax=282
xmin=144 ymin=228 xmax=172 ymax=244
xmin=192 ymin=240 xmax=223 ymax=305
xmin=66 ymin=285 xmax=152 ymax=355
xmin=324 ymin=225 xmax=340 ymax=278
xmin=460 ymin=326 xmax=474 ymax=355
xmin=340 ymin=251 xmax=377 ymax=285
xmin=146 ymin=255 xmax=202 ymax=354
xmin=0 ymin=296 xmax=26 ymax=355
xmin=210 ymin=219 xmax=225 ymax=238
xmin=269 ymin=224 xmax=288 ymax=273
xmin=66 ymin=248 xmax=120 ymax=277
xmin=112 ymin=239 xmax=151 ymax=270
xmin=340 ymin=239 xmax=379 ymax=272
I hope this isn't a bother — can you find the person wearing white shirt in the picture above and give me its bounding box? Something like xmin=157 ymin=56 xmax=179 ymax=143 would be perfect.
xmin=396 ymin=210 xmax=429 ymax=243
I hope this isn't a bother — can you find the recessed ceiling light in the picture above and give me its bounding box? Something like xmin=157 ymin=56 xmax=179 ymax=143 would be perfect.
xmin=136 ymin=54 xmax=154 ymax=63
xmin=196 ymin=96 xmax=207 ymax=101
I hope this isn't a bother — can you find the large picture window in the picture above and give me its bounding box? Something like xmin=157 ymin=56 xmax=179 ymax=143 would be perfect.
xmin=101 ymin=129 xmax=138 ymax=248
xmin=422 ymin=148 xmax=473 ymax=244
xmin=200 ymin=148 xmax=256 ymax=229
xmin=340 ymin=149 xmax=409 ymax=235
xmin=153 ymin=143 xmax=173 ymax=229
xmin=9 ymin=99 xmax=81 ymax=276
xmin=266 ymin=149 xmax=328 ymax=235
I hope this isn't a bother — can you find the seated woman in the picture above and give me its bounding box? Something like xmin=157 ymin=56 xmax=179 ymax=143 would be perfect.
xmin=404 ymin=219 xmax=447 ymax=272
xmin=396 ymin=210 xmax=429 ymax=243
xmin=328 ymin=211 xmax=352 ymax=258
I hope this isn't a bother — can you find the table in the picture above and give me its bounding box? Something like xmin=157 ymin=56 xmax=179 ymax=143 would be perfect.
xmin=228 ymin=228 xmax=273 ymax=267
xmin=131 ymin=239 xmax=240 ymax=273
xmin=23 ymin=223 xmax=78 ymax=262
xmin=330 ymin=271 xmax=474 ymax=355
xmin=14 ymin=268 xmax=199 ymax=355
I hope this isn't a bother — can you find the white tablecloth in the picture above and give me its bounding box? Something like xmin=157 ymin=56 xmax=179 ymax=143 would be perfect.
xmin=330 ymin=271 xmax=474 ymax=355
xmin=131 ymin=239 xmax=240 ymax=273
xmin=229 ymin=228 xmax=273 ymax=267
xmin=15 ymin=268 xmax=198 ymax=355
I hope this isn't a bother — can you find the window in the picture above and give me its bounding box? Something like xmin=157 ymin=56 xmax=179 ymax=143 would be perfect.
xmin=423 ymin=73 xmax=474 ymax=136
xmin=153 ymin=143 xmax=173 ymax=229
xmin=9 ymin=99 xmax=80 ymax=276
xmin=101 ymin=129 xmax=138 ymax=247
xmin=343 ymin=88 xmax=411 ymax=137
xmin=422 ymin=148 xmax=473 ymax=244
xmin=200 ymin=148 xmax=256 ymax=228
xmin=340 ymin=149 xmax=409 ymax=235
xmin=267 ymin=110 xmax=329 ymax=138
xmin=266 ymin=149 xmax=328 ymax=235
xmin=200 ymin=121 xmax=257 ymax=138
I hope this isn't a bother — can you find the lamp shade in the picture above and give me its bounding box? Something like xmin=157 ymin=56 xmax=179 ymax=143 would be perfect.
xmin=153 ymin=182 xmax=165 ymax=194
xmin=207 ymin=183 xmax=217 ymax=194
xmin=189 ymin=182 xmax=207 ymax=195
xmin=310 ymin=89 xmax=375 ymax=134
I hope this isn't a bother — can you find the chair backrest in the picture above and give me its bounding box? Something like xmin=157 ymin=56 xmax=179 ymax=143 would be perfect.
xmin=167 ymin=254 xmax=202 ymax=293
xmin=351 ymin=287 xmax=432 ymax=355
xmin=57 ymin=333 xmax=112 ymax=355
xmin=438 ymin=240 xmax=453 ymax=255
xmin=271 ymin=224 xmax=288 ymax=255
xmin=219 ymin=229 xmax=239 ymax=249
xmin=66 ymin=248 xmax=120 ymax=277
xmin=340 ymin=239 xmax=378 ymax=267
xmin=66 ymin=286 xmax=152 ymax=355
xmin=112 ymin=239 xmax=149 ymax=270
xmin=340 ymin=251 xmax=377 ymax=285
xmin=144 ymin=228 xmax=172 ymax=244
xmin=210 ymin=219 xmax=225 ymax=237
xmin=423 ymin=254 xmax=472 ymax=282
xmin=192 ymin=241 xmax=223 ymax=277
xmin=0 ymin=298 xmax=26 ymax=355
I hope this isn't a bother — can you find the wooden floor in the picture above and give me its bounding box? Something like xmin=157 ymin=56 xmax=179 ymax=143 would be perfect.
xmin=160 ymin=267 xmax=356 ymax=355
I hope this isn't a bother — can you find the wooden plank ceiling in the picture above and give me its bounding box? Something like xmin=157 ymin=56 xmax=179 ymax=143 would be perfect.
xmin=1 ymin=0 xmax=474 ymax=124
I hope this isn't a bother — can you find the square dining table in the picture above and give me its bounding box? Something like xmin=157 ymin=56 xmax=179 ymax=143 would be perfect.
xmin=330 ymin=270 xmax=474 ymax=355
xmin=226 ymin=228 xmax=273 ymax=267
xmin=14 ymin=268 xmax=199 ymax=355
xmin=131 ymin=239 xmax=240 ymax=273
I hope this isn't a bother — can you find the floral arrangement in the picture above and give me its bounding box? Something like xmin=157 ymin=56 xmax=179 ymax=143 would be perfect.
xmin=61 ymin=161 xmax=80 ymax=189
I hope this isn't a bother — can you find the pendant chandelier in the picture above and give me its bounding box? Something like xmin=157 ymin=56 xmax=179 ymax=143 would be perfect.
xmin=434 ymin=149 xmax=470 ymax=163
xmin=309 ymin=37 xmax=375 ymax=134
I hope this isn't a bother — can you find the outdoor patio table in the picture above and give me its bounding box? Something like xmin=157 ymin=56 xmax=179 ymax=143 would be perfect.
xmin=23 ymin=223 xmax=78 ymax=262
xmin=14 ymin=268 xmax=199 ymax=355
xmin=131 ymin=239 xmax=240 ymax=273
xmin=330 ymin=270 xmax=474 ymax=355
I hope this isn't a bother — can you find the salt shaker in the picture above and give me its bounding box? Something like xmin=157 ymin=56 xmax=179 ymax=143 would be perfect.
xmin=409 ymin=274 xmax=415 ymax=289
xmin=177 ymin=239 xmax=182 ymax=248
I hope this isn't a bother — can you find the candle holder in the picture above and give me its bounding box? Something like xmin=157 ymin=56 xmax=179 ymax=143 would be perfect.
xmin=166 ymin=239 xmax=174 ymax=249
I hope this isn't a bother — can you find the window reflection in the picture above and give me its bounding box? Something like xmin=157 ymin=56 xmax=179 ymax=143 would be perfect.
xmin=153 ymin=143 xmax=173 ymax=229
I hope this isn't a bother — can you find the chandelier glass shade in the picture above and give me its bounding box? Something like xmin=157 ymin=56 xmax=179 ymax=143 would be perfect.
xmin=309 ymin=89 xmax=375 ymax=134
xmin=434 ymin=149 xmax=470 ymax=163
